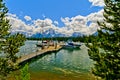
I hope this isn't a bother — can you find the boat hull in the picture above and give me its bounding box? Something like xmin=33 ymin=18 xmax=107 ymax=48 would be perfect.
xmin=62 ymin=45 xmax=80 ymax=49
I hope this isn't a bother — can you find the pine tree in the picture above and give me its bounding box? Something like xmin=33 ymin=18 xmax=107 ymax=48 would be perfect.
xmin=15 ymin=64 xmax=30 ymax=80
xmin=20 ymin=64 xmax=30 ymax=80
xmin=0 ymin=0 xmax=26 ymax=79
xmin=87 ymin=0 xmax=120 ymax=80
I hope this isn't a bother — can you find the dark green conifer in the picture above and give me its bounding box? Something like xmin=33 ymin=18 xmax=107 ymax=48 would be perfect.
xmin=87 ymin=0 xmax=120 ymax=80
xmin=0 ymin=0 xmax=26 ymax=79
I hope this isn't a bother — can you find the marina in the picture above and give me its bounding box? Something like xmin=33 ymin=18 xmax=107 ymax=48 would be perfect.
xmin=17 ymin=40 xmax=82 ymax=64
xmin=15 ymin=41 xmax=95 ymax=80
xmin=17 ymin=44 xmax=62 ymax=64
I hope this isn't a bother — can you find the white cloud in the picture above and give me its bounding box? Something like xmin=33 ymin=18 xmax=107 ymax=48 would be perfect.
xmin=7 ymin=9 xmax=104 ymax=37
xmin=89 ymin=0 xmax=104 ymax=7
xmin=54 ymin=21 xmax=59 ymax=26
xmin=7 ymin=14 xmax=60 ymax=36
xmin=7 ymin=13 xmax=34 ymax=36
xmin=33 ymin=18 xmax=53 ymax=28
xmin=24 ymin=15 xmax=31 ymax=21
xmin=61 ymin=9 xmax=104 ymax=35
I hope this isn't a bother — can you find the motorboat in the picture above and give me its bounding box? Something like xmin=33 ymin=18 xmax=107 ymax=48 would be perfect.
xmin=63 ymin=42 xmax=81 ymax=49
xmin=36 ymin=41 xmax=48 ymax=47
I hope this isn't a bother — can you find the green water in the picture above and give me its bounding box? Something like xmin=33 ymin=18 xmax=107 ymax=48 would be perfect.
xmin=17 ymin=41 xmax=95 ymax=80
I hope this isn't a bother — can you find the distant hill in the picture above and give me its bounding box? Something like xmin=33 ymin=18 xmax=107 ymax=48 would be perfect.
xmin=72 ymin=32 xmax=84 ymax=37
xmin=31 ymin=28 xmax=86 ymax=38
xmin=30 ymin=30 xmax=97 ymax=38
xmin=31 ymin=29 xmax=66 ymax=38
xmin=11 ymin=29 xmax=98 ymax=38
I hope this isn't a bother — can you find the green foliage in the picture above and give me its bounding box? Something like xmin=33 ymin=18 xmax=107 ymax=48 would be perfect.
xmin=20 ymin=64 xmax=30 ymax=80
xmin=0 ymin=33 xmax=26 ymax=79
xmin=5 ymin=33 xmax=26 ymax=62
xmin=0 ymin=0 xmax=10 ymax=51
xmin=15 ymin=64 xmax=30 ymax=80
xmin=14 ymin=64 xmax=30 ymax=80
xmin=27 ymin=36 xmax=92 ymax=42
xmin=0 ymin=0 xmax=26 ymax=79
xmin=0 ymin=0 xmax=10 ymax=37
xmin=87 ymin=0 xmax=120 ymax=80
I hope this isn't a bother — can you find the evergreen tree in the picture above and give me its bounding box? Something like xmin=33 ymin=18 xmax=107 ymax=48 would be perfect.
xmin=20 ymin=64 xmax=30 ymax=80
xmin=87 ymin=0 xmax=120 ymax=80
xmin=15 ymin=64 xmax=30 ymax=80
xmin=0 ymin=0 xmax=26 ymax=79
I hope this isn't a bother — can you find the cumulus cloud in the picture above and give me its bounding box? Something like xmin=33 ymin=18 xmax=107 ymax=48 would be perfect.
xmin=24 ymin=15 xmax=32 ymax=21
xmin=89 ymin=0 xmax=104 ymax=7
xmin=54 ymin=21 xmax=59 ymax=26
xmin=7 ymin=13 xmax=60 ymax=36
xmin=7 ymin=14 xmax=34 ymax=36
xmin=7 ymin=9 xmax=104 ymax=37
xmin=61 ymin=9 xmax=104 ymax=35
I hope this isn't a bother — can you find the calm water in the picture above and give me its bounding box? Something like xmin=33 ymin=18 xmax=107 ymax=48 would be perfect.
xmin=18 ymin=41 xmax=95 ymax=80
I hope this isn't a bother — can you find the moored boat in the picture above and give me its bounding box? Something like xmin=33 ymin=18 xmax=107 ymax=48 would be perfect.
xmin=62 ymin=42 xmax=81 ymax=49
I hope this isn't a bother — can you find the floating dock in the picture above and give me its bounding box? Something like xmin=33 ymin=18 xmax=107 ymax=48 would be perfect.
xmin=17 ymin=45 xmax=62 ymax=64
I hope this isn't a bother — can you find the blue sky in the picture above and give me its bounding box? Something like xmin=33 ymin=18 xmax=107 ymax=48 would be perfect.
xmin=5 ymin=0 xmax=104 ymax=37
xmin=6 ymin=0 xmax=102 ymax=26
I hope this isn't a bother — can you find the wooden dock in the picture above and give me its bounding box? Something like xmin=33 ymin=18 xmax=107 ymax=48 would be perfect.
xmin=17 ymin=45 xmax=62 ymax=64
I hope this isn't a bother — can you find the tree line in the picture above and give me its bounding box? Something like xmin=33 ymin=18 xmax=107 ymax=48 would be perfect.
xmin=27 ymin=35 xmax=97 ymax=43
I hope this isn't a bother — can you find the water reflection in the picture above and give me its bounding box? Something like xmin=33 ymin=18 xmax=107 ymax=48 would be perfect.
xmin=18 ymin=41 xmax=94 ymax=80
xmin=29 ymin=46 xmax=94 ymax=79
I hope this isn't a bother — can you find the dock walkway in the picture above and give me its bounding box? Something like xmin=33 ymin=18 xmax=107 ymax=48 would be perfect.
xmin=17 ymin=45 xmax=62 ymax=64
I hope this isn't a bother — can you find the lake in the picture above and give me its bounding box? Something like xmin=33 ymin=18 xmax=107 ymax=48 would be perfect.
xmin=18 ymin=40 xmax=95 ymax=80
